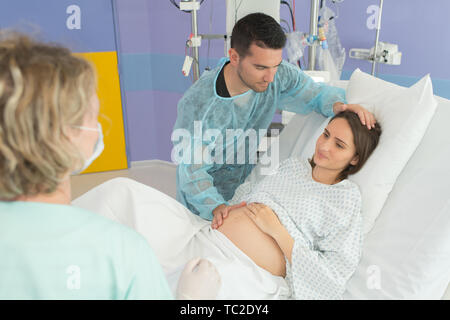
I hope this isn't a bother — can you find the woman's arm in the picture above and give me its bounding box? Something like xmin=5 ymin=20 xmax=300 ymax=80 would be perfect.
xmin=245 ymin=201 xmax=362 ymax=299
xmin=271 ymin=224 xmax=294 ymax=264
xmin=245 ymin=203 xmax=294 ymax=263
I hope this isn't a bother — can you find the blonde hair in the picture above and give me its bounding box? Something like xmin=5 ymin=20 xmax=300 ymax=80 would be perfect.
xmin=0 ymin=32 xmax=97 ymax=200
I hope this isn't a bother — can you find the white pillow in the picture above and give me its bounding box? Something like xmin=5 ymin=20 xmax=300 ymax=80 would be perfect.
xmin=347 ymin=69 xmax=438 ymax=234
xmin=253 ymin=71 xmax=449 ymax=299
xmin=344 ymin=95 xmax=450 ymax=300
xmin=296 ymin=69 xmax=438 ymax=234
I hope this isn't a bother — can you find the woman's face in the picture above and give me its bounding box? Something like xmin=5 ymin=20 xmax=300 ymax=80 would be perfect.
xmin=313 ymin=117 xmax=359 ymax=173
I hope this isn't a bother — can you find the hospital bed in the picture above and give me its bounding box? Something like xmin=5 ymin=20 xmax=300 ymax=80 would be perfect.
xmin=124 ymin=72 xmax=450 ymax=300
xmin=73 ymin=71 xmax=450 ymax=299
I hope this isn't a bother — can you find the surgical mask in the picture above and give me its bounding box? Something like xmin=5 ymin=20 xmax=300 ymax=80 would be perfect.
xmin=72 ymin=122 xmax=104 ymax=174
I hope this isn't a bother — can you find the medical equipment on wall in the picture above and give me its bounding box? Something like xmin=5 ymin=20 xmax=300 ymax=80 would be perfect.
xmin=173 ymin=0 xmax=347 ymax=82
xmin=171 ymin=0 xmax=281 ymax=83
xmin=285 ymin=0 xmax=345 ymax=81
xmin=349 ymin=42 xmax=402 ymax=66
xmin=171 ymin=0 xmax=224 ymax=81
xmin=348 ymin=0 xmax=402 ymax=76
xmin=285 ymin=0 xmax=321 ymax=70
xmin=175 ymin=0 xmax=202 ymax=81
xmin=285 ymin=28 xmax=328 ymax=67
xmin=315 ymin=3 xmax=346 ymax=80
xmin=285 ymin=31 xmax=307 ymax=67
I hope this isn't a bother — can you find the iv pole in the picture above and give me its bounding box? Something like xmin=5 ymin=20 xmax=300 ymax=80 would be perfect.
xmin=190 ymin=0 xmax=200 ymax=81
xmin=371 ymin=0 xmax=384 ymax=75
xmin=308 ymin=0 xmax=320 ymax=70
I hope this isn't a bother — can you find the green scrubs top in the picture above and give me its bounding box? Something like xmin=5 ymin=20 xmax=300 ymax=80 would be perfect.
xmin=0 ymin=201 xmax=173 ymax=300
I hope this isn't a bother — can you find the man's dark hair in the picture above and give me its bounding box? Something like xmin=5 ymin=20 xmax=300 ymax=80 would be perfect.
xmin=231 ymin=12 xmax=286 ymax=57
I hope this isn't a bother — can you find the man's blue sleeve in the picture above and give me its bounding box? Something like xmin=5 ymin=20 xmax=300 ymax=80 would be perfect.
xmin=276 ymin=61 xmax=347 ymax=117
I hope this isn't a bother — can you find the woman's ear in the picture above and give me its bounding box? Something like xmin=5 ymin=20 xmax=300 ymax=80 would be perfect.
xmin=350 ymin=154 xmax=359 ymax=166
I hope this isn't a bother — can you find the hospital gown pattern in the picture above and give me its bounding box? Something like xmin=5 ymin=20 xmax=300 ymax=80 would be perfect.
xmin=230 ymin=157 xmax=363 ymax=299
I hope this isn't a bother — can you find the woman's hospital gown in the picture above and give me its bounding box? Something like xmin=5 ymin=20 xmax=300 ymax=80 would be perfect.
xmin=229 ymin=157 xmax=363 ymax=299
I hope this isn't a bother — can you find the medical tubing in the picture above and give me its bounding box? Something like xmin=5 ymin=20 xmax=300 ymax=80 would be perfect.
xmin=281 ymin=1 xmax=295 ymax=31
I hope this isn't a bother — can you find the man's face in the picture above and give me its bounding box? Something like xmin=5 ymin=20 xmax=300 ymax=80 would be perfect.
xmin=236 ymin=43 xmax=283 ymax=92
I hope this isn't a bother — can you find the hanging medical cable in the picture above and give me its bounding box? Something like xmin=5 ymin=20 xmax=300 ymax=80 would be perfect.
xmin=330 ymin=0 xmax=343 ymax=20
xmin=280 ymin=18 xmax=291 ymax=33
xmin=234 ymin=0 xmax=244 ymax=24
xmin=280 ymin=1 xmax=295 ymax=31
xmin=282 ymin=0 xmax=303 ymax=68
xmin=292 ymin=0 xmax=296 ymax=30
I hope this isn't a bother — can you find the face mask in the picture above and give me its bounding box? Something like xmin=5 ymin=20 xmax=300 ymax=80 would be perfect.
xmin=72 ymin=122 xmax=104 ymax=174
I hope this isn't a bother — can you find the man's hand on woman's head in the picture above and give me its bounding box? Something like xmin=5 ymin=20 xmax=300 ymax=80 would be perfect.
xmin=333 ymin=102 xmax=376 ymax=130
xmin=211 ymin=201 xmax=246 ymax=229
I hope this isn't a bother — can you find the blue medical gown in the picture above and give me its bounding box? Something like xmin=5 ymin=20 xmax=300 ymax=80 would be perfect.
xmin=0 ymin=201 xmax=173 ymax=299
xmin=172 ymin=58 xmax=346 ymax=220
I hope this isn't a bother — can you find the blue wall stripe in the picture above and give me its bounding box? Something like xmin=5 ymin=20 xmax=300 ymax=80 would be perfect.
xmin=120 ymin=53 xmax=450 ymax=101
xmin=120 ymin=53 xmax=219 ymax=93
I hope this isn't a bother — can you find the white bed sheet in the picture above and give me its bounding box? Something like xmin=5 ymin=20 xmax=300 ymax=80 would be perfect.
xmin=72 ymin=78 xmax=450 ymax=299
xmin=72 ymin=177 xmax=290 ymax=300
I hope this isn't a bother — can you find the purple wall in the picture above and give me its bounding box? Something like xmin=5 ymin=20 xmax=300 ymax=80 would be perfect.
xmin=115 ymin=0 xmax=450 ymax=162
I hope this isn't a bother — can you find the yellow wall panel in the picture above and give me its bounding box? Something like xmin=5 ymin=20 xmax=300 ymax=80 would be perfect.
xmin=76 ymin=51 xmax=128 ymax=173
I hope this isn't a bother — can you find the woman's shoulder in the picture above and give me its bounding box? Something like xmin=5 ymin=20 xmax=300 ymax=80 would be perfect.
xmin=273 ymin=157 xmax=311 ymax=178
xmin=279 ymin=156 xmax=309 ymax=169
xmin=331 ymin=180 xmax=362 ymax=222
xmin=336 ymin=178 xmax=362 ymax=198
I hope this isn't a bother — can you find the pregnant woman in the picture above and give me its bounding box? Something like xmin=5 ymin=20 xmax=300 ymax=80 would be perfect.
xmin=73 ymin=110 xmax=381 ymax=300
xmin=215 ymin=110 xmax=381 ymax=299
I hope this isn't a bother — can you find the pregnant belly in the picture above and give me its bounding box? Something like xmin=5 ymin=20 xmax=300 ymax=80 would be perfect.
xmin=217 ymin=206 xmax=286 ymax=277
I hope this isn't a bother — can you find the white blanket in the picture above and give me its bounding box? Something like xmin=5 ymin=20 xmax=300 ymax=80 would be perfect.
xmin=72 ymin=177 xmax=290 ymax=300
